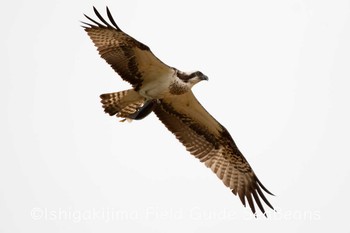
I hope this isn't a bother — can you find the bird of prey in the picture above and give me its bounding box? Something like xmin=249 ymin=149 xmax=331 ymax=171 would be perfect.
xmin=82 ymin=7 xmax=274 ymax=216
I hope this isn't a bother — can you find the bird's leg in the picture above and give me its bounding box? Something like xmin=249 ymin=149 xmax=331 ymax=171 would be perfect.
xmin=127 ymin=99 xmax=158 ymax=120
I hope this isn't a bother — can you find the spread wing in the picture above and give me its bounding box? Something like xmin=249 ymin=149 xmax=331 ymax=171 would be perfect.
xmin=82 ymin=7 xmax=173 ymax=90
xmin=153 ymin=92 xmax=274 ymax=216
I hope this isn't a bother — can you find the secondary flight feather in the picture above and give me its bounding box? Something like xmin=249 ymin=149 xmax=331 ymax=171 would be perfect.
xmin=82 ymin=7 xmax=274 ymax=216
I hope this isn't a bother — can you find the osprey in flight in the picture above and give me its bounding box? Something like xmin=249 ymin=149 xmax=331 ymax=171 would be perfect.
xmin=83 ymin=7 xmax=274 ymax=216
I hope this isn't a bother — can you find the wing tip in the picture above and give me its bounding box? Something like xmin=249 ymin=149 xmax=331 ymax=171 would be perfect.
xmin=82 ymin=6 xmax=121 ymax=31
xmin=256 ymin=177 xmax=275 ymax=196
xmin=232 ymin=177 xmax=275 ymax=217
xmin=106 ymin=6 xmax=121 ymax=30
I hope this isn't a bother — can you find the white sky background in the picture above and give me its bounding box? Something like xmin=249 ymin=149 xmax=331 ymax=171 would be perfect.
xmin=1 ymin=0 xmax=350 ymax=232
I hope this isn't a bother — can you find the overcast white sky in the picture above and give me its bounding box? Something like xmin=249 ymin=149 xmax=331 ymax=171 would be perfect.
xmin=1 ymin=0 xmax=350 ymax=232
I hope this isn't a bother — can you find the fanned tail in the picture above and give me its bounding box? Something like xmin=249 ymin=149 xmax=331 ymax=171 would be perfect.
xmin=100 ymin=89 xmax=145 ymax=120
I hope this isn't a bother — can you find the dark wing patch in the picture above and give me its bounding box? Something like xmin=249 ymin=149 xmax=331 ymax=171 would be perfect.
xmin=153 ymin=93 xmax=274 ymax=216
xmin=82 ymin=7 xmax=172 ymax=90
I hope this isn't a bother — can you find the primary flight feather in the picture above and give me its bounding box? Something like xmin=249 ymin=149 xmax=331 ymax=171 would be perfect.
xmin=82 ymin=6 xmax=274 ymax=216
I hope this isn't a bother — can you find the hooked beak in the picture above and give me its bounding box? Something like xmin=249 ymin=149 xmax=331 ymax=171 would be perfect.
xmin=201 ymin=74 xmax=209 ymax=81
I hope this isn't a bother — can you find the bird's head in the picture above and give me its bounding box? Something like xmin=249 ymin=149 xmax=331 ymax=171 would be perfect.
xmin=177 ymin=71 xmax=209 ymax=87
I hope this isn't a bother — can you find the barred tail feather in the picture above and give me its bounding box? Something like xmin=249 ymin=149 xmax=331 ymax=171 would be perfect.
xmin=100 ymin=89 xmax=145 ymax=119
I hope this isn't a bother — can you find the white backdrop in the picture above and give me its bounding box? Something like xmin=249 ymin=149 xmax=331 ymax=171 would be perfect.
xmin=1 ymin=0 xmax=349 ymax=232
